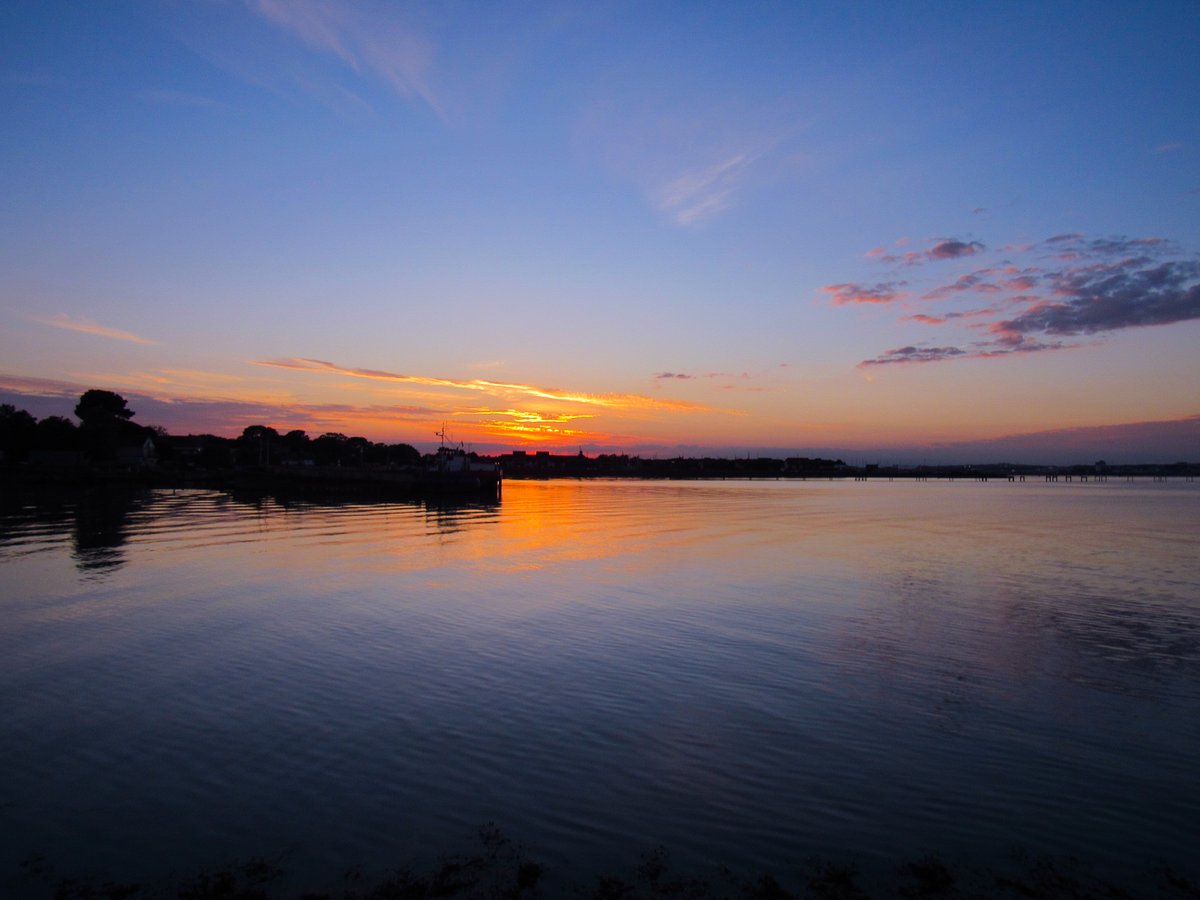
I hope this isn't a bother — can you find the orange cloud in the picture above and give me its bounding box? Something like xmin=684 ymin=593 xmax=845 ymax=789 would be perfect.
xmin=253 ymin=357 xmax=719 ymax=413
xmin=0 ymin=372 xmax=657 ymax=447
xmin=457 ymin=407 xmax=596 ymax=425
xmin=30 ymin=313 xmax=156 ymax=345
xmin=473 ymin=420 xmax=592 ymax=441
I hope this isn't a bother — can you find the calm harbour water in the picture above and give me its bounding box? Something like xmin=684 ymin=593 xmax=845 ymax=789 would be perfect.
xmin=1 ymin=478 xmax=1198 ymax=891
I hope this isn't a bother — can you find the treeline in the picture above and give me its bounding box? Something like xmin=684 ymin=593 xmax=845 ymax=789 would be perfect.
xmin=1 ymin=390 xmax=156 ymax=463
xmin=229 ymin=424 xmax=421 ymax=468
xmin=0 ymin=390 xmax=421 ymax=470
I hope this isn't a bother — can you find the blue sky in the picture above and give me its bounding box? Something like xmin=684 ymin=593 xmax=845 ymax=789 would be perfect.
xmin=2 ymin=1 xmax=1198 ymax=462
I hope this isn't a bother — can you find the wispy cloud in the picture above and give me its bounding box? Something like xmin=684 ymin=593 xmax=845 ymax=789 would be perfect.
xmin=253 ymin=357 xmax=719 ymax=413
xmin=457 ymin=408 xmax=598 ymax=443
xmin=27 ymin=356 xmax=734 ymax=446
xmin=29 ymin=313 xmax=156 ymax=345
xmin=858 ymin=345 xmax=967 ymax=366
xmin=0 ymin=372 xmax=599 ymax=443
xmin=1040 ymin=234 xmax=1168 ymax=261
xmin=575 ymin=76 xmax=800 ymax=229
xmin=652 ymin=368 xmax=771 ymax=396
xmin=653 ymin=154 xmax=751 ymax=227
xmin=918 ymin=268 xmax=1044 ymax=301
xmin=903 ymin=306 xmax=1001 ymax=326
xmin=243 ymin=0 xmax=441 ymax=116
xmin=859 ymin=337 xmax=1065 ymax=368
xmin=122 ymin=369 xmax=248 ymax=393
xmin=0 ymin=373 xmax=86 ymax=399
xmin=462 ymin=408 xmax=594 ymax=425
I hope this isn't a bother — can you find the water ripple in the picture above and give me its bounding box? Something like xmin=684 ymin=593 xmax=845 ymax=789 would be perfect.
xmin=1 ymin=480 xmax=1198 ymax=886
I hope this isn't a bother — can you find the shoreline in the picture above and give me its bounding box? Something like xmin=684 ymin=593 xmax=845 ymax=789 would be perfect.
xmin=3 ymin=461 xmax=1198 ymax=493
xmin=9 ymin=832 xmax=1200 ymax=899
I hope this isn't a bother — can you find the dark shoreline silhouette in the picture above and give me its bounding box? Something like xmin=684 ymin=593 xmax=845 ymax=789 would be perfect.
xmin=3 ymin=455 xmax=1197 ymax=495
xmin=486 ymin=450 xmax=1200 ymax=482
xmin=4 ymin=393 xmax=1197 ymax=501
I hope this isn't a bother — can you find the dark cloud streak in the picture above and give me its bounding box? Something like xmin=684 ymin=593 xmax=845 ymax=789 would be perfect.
xmin=858 ymin=335 xmax=1067 ymax=367
xmin=872 ymin=237 xmax=986 ymax=266
xmin=928 ymin=239 xmax=985 ymax=260
xmin=859 ymin=345 xmax=967 ymax=366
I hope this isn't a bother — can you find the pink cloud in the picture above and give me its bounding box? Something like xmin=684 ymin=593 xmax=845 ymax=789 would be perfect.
xmin=823 ymin=281 xmax=907 ymax=305
xmin=837 ymin=229 xmax=1199 ymax=366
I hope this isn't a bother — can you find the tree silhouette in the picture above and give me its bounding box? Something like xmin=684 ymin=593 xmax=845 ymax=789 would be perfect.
xmin=239 ymin=424 xmax=280 ymax=466
xmin=74 ymin=390 xmax=137 ymax=461
xmin=387 ymin=442 xmax=421 ymax=465
xmin=312 ymin=432 xmax=348 ymax=466
xmin=75 ymin=390 xmax=134 ymax=426
xmin=1 ymin=403 xmax=38 ymax=462
xmin=240 ymin=424 xmax=280 ymax=443
xmin=35 ymin=415 xmax=80 ymax=451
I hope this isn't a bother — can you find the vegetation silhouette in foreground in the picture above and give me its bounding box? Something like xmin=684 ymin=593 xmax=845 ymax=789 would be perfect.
xmin=12 ymin=826 xmax=1200 ymax=899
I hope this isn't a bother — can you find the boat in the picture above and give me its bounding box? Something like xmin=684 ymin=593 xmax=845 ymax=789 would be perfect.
xmin=425 ymin=429 xmax=502 ymax=496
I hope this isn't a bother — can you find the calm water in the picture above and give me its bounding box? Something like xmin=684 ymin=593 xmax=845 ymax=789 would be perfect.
xmin=1 ymin=478 xmax=1198 ymax=890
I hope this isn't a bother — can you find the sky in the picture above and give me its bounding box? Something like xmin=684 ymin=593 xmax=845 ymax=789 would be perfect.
xmin=2 ymin=0 xmax=1198 ymax=463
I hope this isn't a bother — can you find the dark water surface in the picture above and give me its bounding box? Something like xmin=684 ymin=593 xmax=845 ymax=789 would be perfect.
xmin=2 ymin=479 xmax=1198 ymax=889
